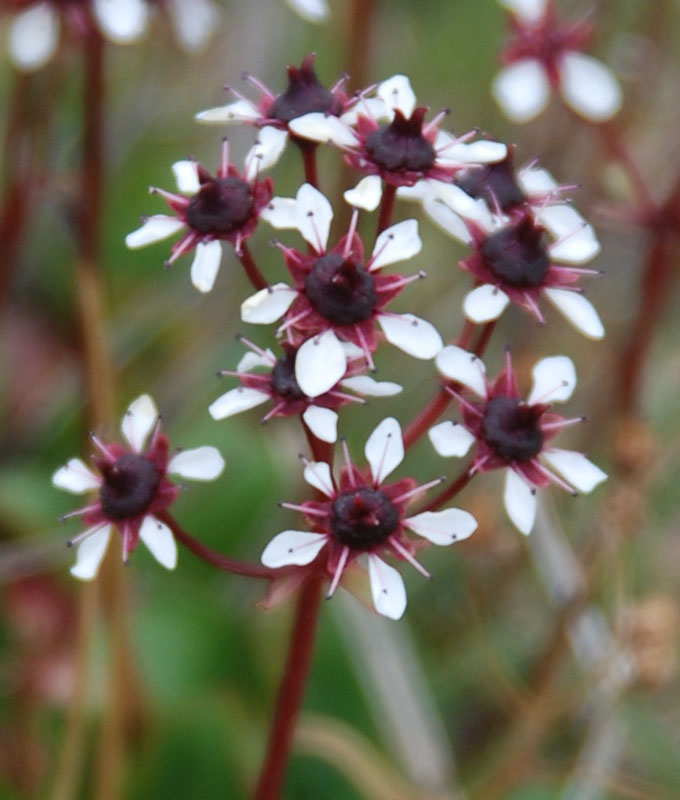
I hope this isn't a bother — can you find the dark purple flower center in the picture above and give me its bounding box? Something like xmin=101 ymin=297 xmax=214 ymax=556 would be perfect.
xmin=271 ymin=349 xmax=305 ymax=400
xmin=481 ymin=395 xmax=543 ymax=462
xmin=99 ymin=453 xmax=162 ymax=520
xmin=365 ymin=109 xmax=436 ymax=174
xmin=185 ymin=177 xmax=254 ymax=235
xmin=269 ymin=57 xmax=341 ymax=123
xmin=305 ymin=252 xmax=377 ymax=325
xmin=331 ymin=488 xmax=400 ymax=550
xmin=456 ymin=159 xmax=526 ymax=212
xmin=480 ymin=216 xmax=550 ymax=288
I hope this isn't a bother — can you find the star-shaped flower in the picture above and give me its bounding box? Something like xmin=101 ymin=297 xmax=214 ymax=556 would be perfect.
xmin=429 ymin=348 xmax=607 ymax=534
xmin=261 ymin=417 xmax=477 ymax=619
xmin=240 ymin=183 xmax=443 ymax=397
xmin=493 ymin=0 xmax=622 ymax=123
xmin=287 ymin=74 xmax=507 ymax=210
xmin=125 ymin=141 xmax=273 ymax=292
xmin=195 ymin=54 xmax=353 ymax=179
xmin=5 ymin=0 xmax=219 ymax=72
xmin=458 ymin=206 xmax=604 ymax=338
xmin=53 ymin=395 xmax=225 ymax=580
xmin=209 ymin=337 xmax=401 ymax=443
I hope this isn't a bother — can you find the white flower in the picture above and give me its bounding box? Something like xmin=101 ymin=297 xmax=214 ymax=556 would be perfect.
xmin=493 ymin=0 xmax=622 ymax=123
xmin=242 ymin=184 xmax=442 ymax=395
xmin=261 ymin=418 xmax=477 ymax=619
xmin=53 ymin=395 xmax=225 ymax=580
xmin=430 ymin=350 xmax=607 ymax=534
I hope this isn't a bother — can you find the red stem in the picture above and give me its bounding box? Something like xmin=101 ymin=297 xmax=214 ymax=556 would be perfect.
xmin=473 ymin=320 xmax=497 ymax=357
xmin=417 ymin=464 xmax=475 ymax=513
xmin=617 ymin=230 xmax=673 ymax=414
xmin=293 ymin=137 xmax=320 ymax=189
xmin=403 ymin=386 xmax=451 ymax=451
xmin=0 ymin=72 xmax=33 ymax=307
xmin=253 ymin=573 xmax=324 ymax=800
xmin=157 ymin=511 xmax=282 ymax=580
xmin=375 ymin=182 xmax=396 ymax=237
xmin=239 ymin=241 xmax=268 ymax=290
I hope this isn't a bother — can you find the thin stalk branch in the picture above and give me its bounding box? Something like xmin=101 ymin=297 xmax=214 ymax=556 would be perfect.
xmin=158 ymin=511 xmax=281 ymax=580
xmin=253 ymin=574 xmax=324 ymax=800
xmin=239 ymin=240 xmax=269 ymax=291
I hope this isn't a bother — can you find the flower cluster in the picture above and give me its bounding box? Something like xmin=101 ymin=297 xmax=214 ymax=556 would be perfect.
xmin=55 ymin=51 xmax=611 ymax=621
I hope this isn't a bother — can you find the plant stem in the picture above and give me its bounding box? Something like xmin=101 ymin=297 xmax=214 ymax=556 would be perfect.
xmin=402 ymin=386 xmax=451 ymax=451
xmin=253 ymin=573 xmax=324 ymax=800
xmin=417 ymin=465 xmax=475 ymax=513
xmin=239 ymin=240 xmax=269 ymax=290
xmin=293 ymin=137 xmax=320 ymax=189
xmin=376 ymin=182 xmax=396 ymax=237
xmin=158 ymin=511 xmax=282 ymax=580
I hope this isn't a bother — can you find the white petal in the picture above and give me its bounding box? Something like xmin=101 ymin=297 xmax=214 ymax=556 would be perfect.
xmin=340 ymin=341 xmax=366 ymax=361
xmin=93 ymin=0 xmax=149 ymax=44
xmin=236 ymin=349 xmax=275 ymax=372
xmin=240 ymin=283 xmax=297 ymax=324
xmin=341 ymin=97 xmax=389 ymax=125
xmin=396 ymin=181 xmax=433 ymax=202
xmin=190 ymin=240 xmax=222 ymax=293
xmin=498 ymin=0 xmax=548 ymax=24
xmin=125 ymin=216 xmax=185 ymax=249
xmin=422 ymin=196 xmax=472 ymax=245
xmin=289 ymin=113 xmax=360 ymax=147
xmin=139 ymin=516 xmax=177 ymax=570
xmin=121 ymin=394 xmax=158 ymax=452
xmin=302 ymin=461 xmax=335 ymax=497
xmin=340 ymin=375 xmax=402 ymax=396
xmin=195 ymin=99 xmax=261 ymax=125
xmin=434 ymin=346 xmax=486 ymax=396
xmin=171 ymin=160 xmax=200 ymax=194
xmin=428 ymin=421 xmax=476 ymax=458
xmin=343 ymin=176 xmax=382 ymax=211
xmin=52 ymin=458 xmax=100 ymax=494
xmin=285 ymin=0 xmax=329 ymax=23
xmin=438 ymin=139 xmax=508 ymax=166
xmin=492 ymin=59 xmax=550 ymax=123
xmin=404 ymin=508 xmax=477 ymax=545
xmin=463 ymin=284 xmax=511 ymax=324
xmin=559 ymin=51 xmax=622 ymax=122
xmin=541 ymin=449 xmax=607 ymax=493
xmin=208 ymin=387 xmax=270 ymax=419
xmin=262 ymin=530 xmax=327 ymax=567
xmin=259 ymin=197 xmax=298 ymax=230
xmin=302 ymin=406 xmax=338 ymax=443
xmin=8 ymin=3 xmax=59 ymax=72
xmin=543 ymin=288 xmax=605 ymax=339
xmin=378 ymin=314 xmax=442 ymax=359
xmin=168 ymin=446 xmax=225 ymax=480
xmin=378 ymin=74 xmax=416 ymax=118
xmin=245 ymin=126 xmax=289 ymax=180
xmin=433 ymin=181 xmax=500 ymax=229
xmin=365 ymin=417 xmax=403 ymax=484
xmin=540 ymin=204 xmax=600 ymax=264
xmin=167 ymin=0 xmax=219 ymax=52
xmin=294 ymin=183 xmax=333 ymax=251
xmin=527 ymin=355 xmax=577 ymax=405
xmin=517 ymin=166 xmax=558 ymax=196
xmin=504 ymin=470 xmax=537 ymax=535
xmin=370 ymin=219 xmax=422 ymax=270
xmin=368 ymin=555 xmax=407 ymax=620
xmin=295 ymin=330 xmax=346 ymax=398
xmin=191 ymin=244 xmax=222 ymax=292
xmin=70 ymin=525 xmax=112 ymax=581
